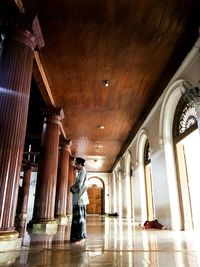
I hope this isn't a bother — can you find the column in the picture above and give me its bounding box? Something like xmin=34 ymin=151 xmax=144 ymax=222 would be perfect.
xmin=112 ymin=172 xmax=117 ymax=214
xmin=15 ymin=164 xmax=32 ymax=235
xmin=121 ymin=171 xmax=126 ymax=218
xmin=110 ymin=172 xmax=117 ymax=214
xmin=121 ymin=171 xmax=131 ymax=219
xmin=108 ymin=174 xmax=114 ymax=214
xmin=55 ymin=138 xmax=71 ymax=225
xmin=118 ymin=170 xmax=123 ymax=217
xmin=130 ymin=165 xmax=135 ymax=219
xmin=0 ymin=14 xmax=44 ymax=251
xmin=31 ymin=107 xmax=64 ymax=234
xmin=66 ymin=156 xmax=76 ymax=218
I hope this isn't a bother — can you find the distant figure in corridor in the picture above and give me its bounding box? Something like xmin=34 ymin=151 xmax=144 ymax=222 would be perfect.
xmin=70 ymin=157 xmax=89 ymax=244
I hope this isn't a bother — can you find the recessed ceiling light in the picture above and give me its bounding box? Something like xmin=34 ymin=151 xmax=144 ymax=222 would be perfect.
xmin=97 ymin=125 xmax=104 ymax=129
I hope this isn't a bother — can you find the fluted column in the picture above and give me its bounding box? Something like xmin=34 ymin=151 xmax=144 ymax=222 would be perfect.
xmin=15 ymin=165 xmax=32 ymax=233
xmin=21 ymin=166 xmax=32 ymax=216
xmin=31 ymin=107 xmax=64 ymax=233
xmin=0 ymin=14 xmax=44 ymax=248
xmin=55 ymin=138 xmax=71 ymax=225
xmin=66 ymin=157 xmax=76 ymax=217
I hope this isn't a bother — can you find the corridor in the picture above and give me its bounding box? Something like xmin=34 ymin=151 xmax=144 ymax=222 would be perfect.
xmin=2 ymin=215 xmax=200 ymax=266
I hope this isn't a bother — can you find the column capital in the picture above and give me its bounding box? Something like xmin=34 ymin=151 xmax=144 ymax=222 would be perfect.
xmin=0 ymin=13 xmax=44 ymax=50
xmin=41 ymin=107 xmax=65 ymax=120
xmin=59 ymin=137 xmax=72 ymax=149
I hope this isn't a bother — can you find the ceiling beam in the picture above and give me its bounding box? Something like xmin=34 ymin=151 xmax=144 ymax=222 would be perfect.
xmin=34 ymin=51 xmax=67 ymax=140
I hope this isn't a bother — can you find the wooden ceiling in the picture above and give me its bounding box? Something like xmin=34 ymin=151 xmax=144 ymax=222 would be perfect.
xmin=2 ymin=0 xmax=200 ymax=172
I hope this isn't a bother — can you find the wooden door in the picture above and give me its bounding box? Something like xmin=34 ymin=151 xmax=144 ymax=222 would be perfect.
xmin=87 ymin=185 xmax=103 ymax=214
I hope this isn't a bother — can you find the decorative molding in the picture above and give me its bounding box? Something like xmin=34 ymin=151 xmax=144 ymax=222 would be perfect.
xmin=181 ymin=81 xmax=200 ymax=104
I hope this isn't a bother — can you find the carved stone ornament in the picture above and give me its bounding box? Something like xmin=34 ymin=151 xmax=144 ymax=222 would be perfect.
xmin=184 ymin=86 xmax=200 ymax=105
xmin=173 ymin=82 xmax=199 ymax=137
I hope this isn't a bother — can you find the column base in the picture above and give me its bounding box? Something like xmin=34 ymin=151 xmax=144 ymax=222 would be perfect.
xmin=28 ymin=220 xmax=58 ymax=235
xmin=0 ymin=249 xmax=21 ymax=264
xmin=15 ymin=213 xmax=27 ymax=237
xmin=55 ymin=215 xmax=68 ymax=225
xmin=0 ymin=230 xmax=22 ymax=252
xmin=15 ymin=212 xmax=27 ymax=225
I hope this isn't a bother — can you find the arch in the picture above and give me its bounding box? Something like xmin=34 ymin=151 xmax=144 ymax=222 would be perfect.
xmin=159 ymin=78 xmax=194 ymax=230
xmin=136 ymin=129 xmax=148 ymax=165
xmin=159 ymin=79 xmax=186 ymax=139
xmin=88 ymin=176 xmax=104 ymax=188
xmin=124 ymin=150 xmax=132 ymax=175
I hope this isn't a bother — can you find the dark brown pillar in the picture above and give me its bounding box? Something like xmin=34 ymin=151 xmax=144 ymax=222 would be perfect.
xmin=15 ymin=165 xmax=32 ymax=235
xmin=66 ymin=156 xmax=76 ymax=216
xmin=0 ymin=14 xmax=44 ymax=243
xmin=32 ymin=107 xmax=64 ymax=225
xmin=55 ymin=139 xmax=71 ymax=224
xmin=21 ymin=166 xmax=32 ymax=216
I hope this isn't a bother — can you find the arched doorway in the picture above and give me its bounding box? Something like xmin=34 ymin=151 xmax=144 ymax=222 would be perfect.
xmin=86 ymin=177 xmax=104 ymax=214
xmin=144 ymin=140 xmax=155 ymax=221
xmin=173 ymin=94 xmax=200 ymax=230
xmin=124 ymin=151 xmax=132 ymax=219
xmin=136 ymin=130 xmax=148 ymax=223
xmin=160 ymin=79 xmax=185 ymax=230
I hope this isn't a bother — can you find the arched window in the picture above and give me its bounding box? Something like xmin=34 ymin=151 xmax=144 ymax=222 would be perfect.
xmin=173 ymin=94 xmax=197 ymax=139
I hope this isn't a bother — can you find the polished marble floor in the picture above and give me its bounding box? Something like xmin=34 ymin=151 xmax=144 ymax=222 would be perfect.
xmin=1 ymin=215 xmax=200 ymax=266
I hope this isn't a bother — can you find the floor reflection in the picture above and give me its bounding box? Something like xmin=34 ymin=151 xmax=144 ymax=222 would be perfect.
xmin=1 ymin=215 xmax=200 ymax=266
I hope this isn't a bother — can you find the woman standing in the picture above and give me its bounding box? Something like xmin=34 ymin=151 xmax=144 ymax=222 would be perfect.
xmin=70 ymin=157 xmax=89 ymax=244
